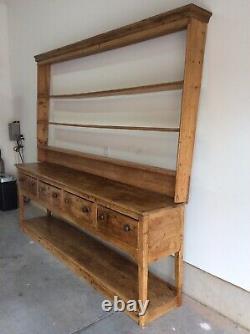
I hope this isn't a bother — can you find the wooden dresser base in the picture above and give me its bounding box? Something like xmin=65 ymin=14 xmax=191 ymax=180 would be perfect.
xmin=17 ymin=162 xmax=184 ymax=327
xmin=21 ymin=216 xmax=178 ymax=325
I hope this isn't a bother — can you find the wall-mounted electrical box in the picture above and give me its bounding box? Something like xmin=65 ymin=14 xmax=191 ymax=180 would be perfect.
xmin=8 ymin=121 xmax=21 ymax=141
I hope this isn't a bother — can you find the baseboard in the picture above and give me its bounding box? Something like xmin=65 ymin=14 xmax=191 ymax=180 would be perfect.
xmin=151 ymin=258 xmax=250 ymax=330
xmin=183 ymin=262 xmax=250 ymax=330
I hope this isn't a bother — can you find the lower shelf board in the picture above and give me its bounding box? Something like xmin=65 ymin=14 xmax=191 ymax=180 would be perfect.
xmin=22 ymin=216 xmax=178 ymax=325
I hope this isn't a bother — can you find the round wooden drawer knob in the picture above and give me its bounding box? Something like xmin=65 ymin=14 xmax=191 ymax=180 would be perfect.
xmin=99 ymin=214 xmax=106 ymax=221
xmin=52 ymin=192 xmax=58 ymax=198
xmin=82 ymin=206 xmax=90 ymax=213
xmin=123 ymin=224 xmax=131 ymax=232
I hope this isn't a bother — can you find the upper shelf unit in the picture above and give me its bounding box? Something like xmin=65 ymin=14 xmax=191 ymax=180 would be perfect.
xmin=36 ymin=3 xmax=212 ymax=203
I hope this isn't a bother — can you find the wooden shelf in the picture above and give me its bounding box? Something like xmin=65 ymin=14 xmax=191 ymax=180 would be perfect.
xmin=49 ymin=122 xmax=180 ymax=132
xmin=22 ymin=216 xmax=177 ymax=324
xmin=50 ymin=81 xmax=183 ymax=99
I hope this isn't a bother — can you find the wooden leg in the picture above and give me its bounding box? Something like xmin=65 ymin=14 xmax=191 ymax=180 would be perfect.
xmin=138 ymin=217 xmax=149 ymax=327
xmin=18 ymin=192 xmax=25 ymax=229
xmin=175 ymin=247 xmax=183 ymax=306
xmin=175 ymin=206 xmax=184 ymax=306
xmin=47 ymin=209 xmax=52 ymax=217
xmin=138 ymin=260 xmax=148 ymax=327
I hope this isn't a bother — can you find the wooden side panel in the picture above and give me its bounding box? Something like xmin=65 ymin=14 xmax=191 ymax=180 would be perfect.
xmin=175 ymin=19 xmax=208 ymax=203
xmin=148 ymin=206 xmax=184 ymax=262
xmin=41 ymin=146 xmax=176 ymax=196
xmin=18 ymin=173 xmax=38 ymax=198
xmin=37 ymin=64 xmax=50 ymax=161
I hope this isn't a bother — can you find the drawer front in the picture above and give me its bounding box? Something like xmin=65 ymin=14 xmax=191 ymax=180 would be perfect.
xmin=38 ymin=181 xmax=62 ymax=210
xmin=97 ymin=206 xmax=138 ymax=248
xmin=50 ymin=185 xmax=61 ymax=210
xmin=38 ymin=181 xmax=50 ymax=205
xmin=63 ymin=191 xmax=95 ymax=229
xmin=19 ymin=173 xmax=37 ymax=197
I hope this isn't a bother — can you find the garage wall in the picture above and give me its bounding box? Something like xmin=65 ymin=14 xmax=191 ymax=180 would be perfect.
xmin=5 ymin=0 xmax=250 ymax=292
xmin=0 ymin=1 xmax=16 ymax=174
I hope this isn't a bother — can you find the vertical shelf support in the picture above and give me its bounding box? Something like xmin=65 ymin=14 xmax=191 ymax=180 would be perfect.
xmin=37 ymin=64 xmax=50 ymax=161
xmin=175 ymin=18 xmax=208 ymax=203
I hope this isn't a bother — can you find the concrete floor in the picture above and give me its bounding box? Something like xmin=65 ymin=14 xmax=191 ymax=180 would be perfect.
xmin=0 ymin=206 xmax=249 ymax=334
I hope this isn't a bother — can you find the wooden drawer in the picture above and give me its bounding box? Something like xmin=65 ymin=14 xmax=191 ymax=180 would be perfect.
xmin=38 ymin=181 xmax=50 ymax=205
xmin=97 ymin=206 xmax=138 ymax=248
xmin=19 ymin=173 xmax=37 ymax=197
xmin=38 ymin=181 xmax=62 ymax=210
xmin=63 ymin=191 xmax=95 ymax=229
xmin=50 ymin=185 xmax=61 ymax=210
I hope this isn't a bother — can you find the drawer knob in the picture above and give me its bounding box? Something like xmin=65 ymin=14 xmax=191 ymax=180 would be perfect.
xmin=52 ymin=192 xmax=58 ymax=199
xmin=123 ymin=224 xmax=131 ymax=232
xmin=99 ymin=213 xmax=106 ymax=221
xmin=82 ymin=206 xmax=90 ymax=213
xmin=64 ymin=198 xmax=70 ymax=204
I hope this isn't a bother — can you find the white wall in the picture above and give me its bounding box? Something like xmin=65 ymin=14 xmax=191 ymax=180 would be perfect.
xmin=49 ymin=33 xmax=184 ymax=169
xmin=0 ymin=1 xmax=16 ymax=174
xmin=6 ymin=0 xmax=250 ymax=292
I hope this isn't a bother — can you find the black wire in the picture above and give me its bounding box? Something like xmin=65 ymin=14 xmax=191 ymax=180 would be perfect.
xmin=18 ymin=150 xmax=24 ymax=163
xmin=22 ymin=146 xmax=24 ymax=162
xmin=14 ymin=136 xmax=24 ymax=163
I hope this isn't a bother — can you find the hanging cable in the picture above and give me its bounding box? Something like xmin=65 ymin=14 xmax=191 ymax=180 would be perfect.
xmin=13 ymin=134 xmax=25 ymax=163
